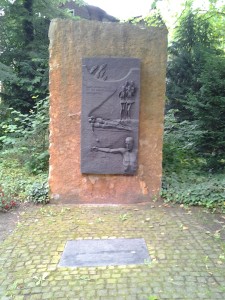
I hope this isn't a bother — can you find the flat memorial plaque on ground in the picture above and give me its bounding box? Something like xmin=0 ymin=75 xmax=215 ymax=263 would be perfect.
xmin=58 ymin=238 xmax=150 ymax=267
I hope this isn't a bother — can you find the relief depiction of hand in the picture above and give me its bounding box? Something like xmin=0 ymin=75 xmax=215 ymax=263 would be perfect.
xmin=91 ymin=147 xmax=99 ymax=152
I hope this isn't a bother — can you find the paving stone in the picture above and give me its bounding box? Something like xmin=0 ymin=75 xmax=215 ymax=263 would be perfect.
xmin=0 ymin=204 xmax=225 ymax=299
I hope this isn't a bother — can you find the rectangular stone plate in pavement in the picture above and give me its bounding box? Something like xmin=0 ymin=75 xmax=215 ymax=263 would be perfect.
xmin=58 ymin=238 xmax=150 ymax=267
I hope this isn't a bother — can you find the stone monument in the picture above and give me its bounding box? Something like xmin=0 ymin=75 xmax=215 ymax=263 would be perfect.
xmin=49 ymin=19 xmax=167 ymax=203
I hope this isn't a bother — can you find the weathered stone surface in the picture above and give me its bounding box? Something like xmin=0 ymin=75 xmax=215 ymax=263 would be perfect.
xmin=48 ymin=19 xmax=167 ymax=203
xmin=59 ymin=238 xmax=150 ymax=267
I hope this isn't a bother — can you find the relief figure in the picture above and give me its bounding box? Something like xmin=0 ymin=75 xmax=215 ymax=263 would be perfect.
xmin=119 ymin=81 xmax=136 ymax=121
xmin=89 ymin=116 xmax=131 ymax=132
xmin=91 ymin=137 xmax=137 ymax=174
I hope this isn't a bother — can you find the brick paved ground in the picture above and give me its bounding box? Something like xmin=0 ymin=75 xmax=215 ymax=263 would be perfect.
xmin=0 ymin=204 xmax=225 ymax=299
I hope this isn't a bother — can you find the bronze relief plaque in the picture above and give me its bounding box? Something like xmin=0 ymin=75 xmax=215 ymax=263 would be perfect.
xmin=81 ymin=57 xmax=140 ymax=174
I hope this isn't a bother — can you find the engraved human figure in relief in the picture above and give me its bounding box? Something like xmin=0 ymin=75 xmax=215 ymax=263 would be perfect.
xmin=91 ymin=137 xmax=137 ymax=174
xmin=126 ymin=81 xmax=136 ymax=119
xmin=118 ymin=81 xmax=136 ymax=121
xmin=118 ymin=83 xmax=127 ymax=121
xmin=89 ymin=116 xmax=131 ymax=132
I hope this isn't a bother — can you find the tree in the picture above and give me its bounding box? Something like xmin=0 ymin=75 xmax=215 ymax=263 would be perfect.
xmin=166 ymin=0 xmax=225 ymax=171
xmin=189 ymin=53 xmax=225 ymax=170
xmin=167 ymin=2 xmax=215 ymax=117
xmin=0 ymin=0 xmax=83 ymax=167
xmin=0 ymin=0 xmax=82 ymax=112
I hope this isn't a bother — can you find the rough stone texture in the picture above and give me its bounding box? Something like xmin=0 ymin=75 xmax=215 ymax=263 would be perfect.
xmin=48 ymin=19 xmax=167 ymax=203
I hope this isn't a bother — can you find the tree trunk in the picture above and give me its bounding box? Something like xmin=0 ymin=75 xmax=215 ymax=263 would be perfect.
xmin=23 ymin=0 xmax=34 ymax=45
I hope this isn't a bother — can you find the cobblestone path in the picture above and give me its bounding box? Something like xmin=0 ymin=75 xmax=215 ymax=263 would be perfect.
xmin=0 ymin=204 xmax=225 ymax=299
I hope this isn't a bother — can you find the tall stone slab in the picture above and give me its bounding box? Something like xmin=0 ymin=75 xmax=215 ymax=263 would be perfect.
xmin=49 ymin=19 xmax=167 ymax=203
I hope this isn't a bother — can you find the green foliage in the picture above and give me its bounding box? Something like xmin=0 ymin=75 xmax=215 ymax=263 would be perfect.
xmin=128 ymin=10 xmax=165 ymax=27
xmin=167 ymin=9 xmax=216 ymax=120
xmin=28 ymin=181 xmax=49 ymax=204
xmin=0 ymin=0 xmax=82 ymax=112
xmin=0 ymin=98 xmax=49 ymax=204
xmin=0 ymin=62 xmax=17 ymax=82
xmin=0 ymin=157 xmax=48 ymax=201
xmin=148 ymin=296 xmax=158 ymax=300
xmin=162 ymin=109 xmax=225 ymax=210
xmin=163 ymin=109 xmax=204 ymax=172
xmin=142 ymin=11 xmax=165 ymax=27
xmin=0 ymin=98 xmax=49 ymax=174
xmin=161 ymin=171 xmax=225 ymax=210
xmin=0 ymin=0 xmax=85 ymax=207
xmin=189 ymin=55 xmax=225 ymax=171
xmin=166 ymin=1 xmax=225 ymax=171
xmin=119 ymin=213 xmax=131 ymax=222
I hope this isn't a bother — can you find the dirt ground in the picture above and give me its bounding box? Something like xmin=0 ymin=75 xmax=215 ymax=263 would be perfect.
xmin=0 ymin=201 xmax=225 ymax=244
xmin=0 ymin=204 xmax=24 ymax=243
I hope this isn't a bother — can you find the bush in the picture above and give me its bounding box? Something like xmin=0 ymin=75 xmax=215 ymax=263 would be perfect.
xmin=162 ymin=109 xmax=225 ymax=211
xmin=163 ymin=109 xmax=205 ymax=173
xmin=0 ymin=97 xmax=49 ymax=174
xmin=0 ymin=187 xmax=17 ymax=212
xmin=0 ymin=98 xmax=49 ymax=205
xmin=0 ymin=157 xmax=48 ymax=201
xmin=161 ymin=171 xmax=225 ymax=210
xmin=28 ymin=181 xmax=49 ymax=204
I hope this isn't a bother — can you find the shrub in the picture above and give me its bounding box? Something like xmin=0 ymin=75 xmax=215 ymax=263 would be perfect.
xmin=161 ymin=171 xmax=225 ymax=210
xmin=163 ymin=109 xmax=205 ymax=173
xmin=162 ymin=109 xmax=225 ymax=211
xmin=0 ymin=157 xmax=48 ymax=201
xmin=0 ymin=187 xmax=17 ymax=212
xmin=0 ymin=97 xmax=49 ymax=174
xmin=28 ymin=181 xmax=49 ymax=204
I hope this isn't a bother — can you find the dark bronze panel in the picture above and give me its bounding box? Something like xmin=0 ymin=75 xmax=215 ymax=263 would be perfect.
xmin=81 ymin=57 xmax=140 ymax=174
